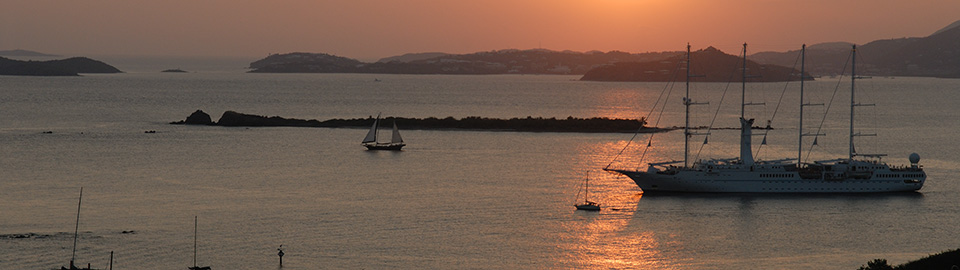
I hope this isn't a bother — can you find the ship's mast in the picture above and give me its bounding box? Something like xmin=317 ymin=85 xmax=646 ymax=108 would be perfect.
xmin=684 ymin=44 xmax=691 ymax=167
xmin=847 ymin=44 xmax=882 ymax=160
xmin=798 ymin=45 xmax=805 ymax=164
xmin=849 ymin=45 xmax=856 ymax=160
xmin=682 ymin=44 xmax=708 ymax=167
xmin=739 ymin=43 xmax=756 ymax=165
xmin=797 ymin=45 xmax=825 ymax=165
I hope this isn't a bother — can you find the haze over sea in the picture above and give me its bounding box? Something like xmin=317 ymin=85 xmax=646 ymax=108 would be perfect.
xmin=2 ymin=58 xmax=959 ymax=270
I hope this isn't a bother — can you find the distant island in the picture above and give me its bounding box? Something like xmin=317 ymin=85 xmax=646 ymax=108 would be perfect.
xmin=248 ymin=49 xmax=680 ymax=75
xmin=171 ymin=110 xmax=660 ymax=133
xmin=161 ymin=68 xmax=188 ymax=73
xmin=0 ymin=49 xmax=59 ymax=58
xmin=248 ymin=19 xmax=960 ymax=78
xmin=0 ymin=56 xmax=122 ymax=76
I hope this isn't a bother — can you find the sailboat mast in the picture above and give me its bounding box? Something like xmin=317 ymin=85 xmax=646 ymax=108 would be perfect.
xmin=374 ymin=114 xmax=381 ymax=143
xmin=71 ymin=187 xmax=83 ymax=264
xmin=585 ymin=176 xmax=589 ymax=202
xmin=798 ymin=44 xmax=806 ymax=165
xmin=849 ymin=45 xmax=856 ymax=160
xmin=194 ymin=216 xmax=198 ymax=267
xmin=684 ymin=44 xmax=692 ymax=168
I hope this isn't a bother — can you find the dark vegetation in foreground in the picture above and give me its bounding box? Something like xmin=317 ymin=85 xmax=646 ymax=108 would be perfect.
xmin=171 ymin=110 xmax=662 ymax=133
xmin=857 ymin=249 xmax=960 ymax=270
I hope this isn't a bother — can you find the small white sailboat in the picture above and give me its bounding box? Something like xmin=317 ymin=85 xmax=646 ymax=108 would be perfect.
xmin=362 ymin=113 xmax=405 ymax=150
xmin=574 ymin=174 xmax=601 ymax=211
xmin=189 ymin=216 xmax=211 ymax=270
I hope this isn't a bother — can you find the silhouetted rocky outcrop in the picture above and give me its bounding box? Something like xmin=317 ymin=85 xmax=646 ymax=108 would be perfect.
xmin=216 ymin=111 xmax=322 ymax=127
xmin=170 ymin=110 xmax=215 ymax=125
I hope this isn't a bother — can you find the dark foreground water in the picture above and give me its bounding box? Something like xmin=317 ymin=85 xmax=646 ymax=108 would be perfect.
xmin=2 ymin=70 xmax=959 ymax=269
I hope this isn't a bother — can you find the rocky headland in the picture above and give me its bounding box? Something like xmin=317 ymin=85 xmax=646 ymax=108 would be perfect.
xmin=855 ymin=248 xmax=960 ymax=270
xmin=0 ymin=56 xmax=122 ymax=76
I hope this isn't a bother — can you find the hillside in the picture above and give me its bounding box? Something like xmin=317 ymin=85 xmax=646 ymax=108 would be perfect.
xmin=377 ymin=52 xmax=449 ymax=63
xmin=752 ymin=19 xmax=960 ymax=77
xmin=580 ymin=47 xmax=807 ymax=82
xmin=250 ymin=19 xmax=960 ymax=78
xmin=0 ymin=49 xmax=59 ymax=57
xmin=248 ymin=49 xmax=681 ymax=75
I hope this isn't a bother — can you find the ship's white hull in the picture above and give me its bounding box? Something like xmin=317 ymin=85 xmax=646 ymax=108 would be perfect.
xmin=610 ymin=169 xmax=924 ymax=193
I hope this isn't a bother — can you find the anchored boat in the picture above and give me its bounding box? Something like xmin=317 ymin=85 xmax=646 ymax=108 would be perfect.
xmin=574 ymin=173 xmax=601 ymax=211
xmin=605 ymin=44 xmax=926 ymax=193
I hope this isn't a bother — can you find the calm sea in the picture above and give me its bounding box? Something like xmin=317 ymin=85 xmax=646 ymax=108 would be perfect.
xmin=2 ymin=60 xmax=959 ymax=269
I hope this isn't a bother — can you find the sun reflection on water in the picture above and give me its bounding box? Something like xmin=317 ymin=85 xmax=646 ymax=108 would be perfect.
xmin=587 ymin=85 xmax=665 ymax=120
xmin=556 ymin=139 xmax=683 ymax=269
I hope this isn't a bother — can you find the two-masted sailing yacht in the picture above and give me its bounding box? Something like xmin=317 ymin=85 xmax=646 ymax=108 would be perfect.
xmin=605 ymin=44 xmax=926 ymax=193
xmin=362 ymin=113 xmax=405 ymax=150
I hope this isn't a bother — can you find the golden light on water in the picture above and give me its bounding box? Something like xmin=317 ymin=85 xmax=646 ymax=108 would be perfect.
xmin=566 ymin=214 xmax=673 ymax=269
xmin=549 ymin=85 xmax=702 ymax=268
xmin=588 ymin=86 xmax=658 ymax=120
xmin=591 ymin=136 xmax=680 ymax=173
xmin=556 ymin=139 xmax=682 ymax=268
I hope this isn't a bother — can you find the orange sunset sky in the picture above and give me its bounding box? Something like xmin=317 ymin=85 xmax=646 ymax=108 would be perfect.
xmin=3 ymin=0 xmax=959 ymax=61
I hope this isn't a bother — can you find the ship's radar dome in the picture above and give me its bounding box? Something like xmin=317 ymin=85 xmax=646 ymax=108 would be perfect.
xmin=909 ymin=153 xmax=921 ymax=164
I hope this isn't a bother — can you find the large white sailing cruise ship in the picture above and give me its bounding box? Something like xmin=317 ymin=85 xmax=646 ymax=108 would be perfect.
xmin=605 ymin=44 xmax=926 ymax=193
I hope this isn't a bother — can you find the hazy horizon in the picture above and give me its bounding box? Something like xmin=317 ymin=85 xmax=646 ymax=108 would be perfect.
xmin=4 ymin=0 xmax=960 ymax=61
